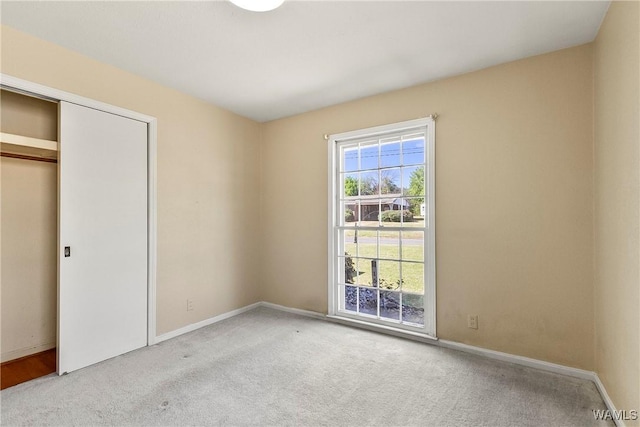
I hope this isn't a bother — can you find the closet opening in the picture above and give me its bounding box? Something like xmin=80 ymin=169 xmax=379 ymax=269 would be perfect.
xmin=1 ymin=89 xmax=59 ymax=389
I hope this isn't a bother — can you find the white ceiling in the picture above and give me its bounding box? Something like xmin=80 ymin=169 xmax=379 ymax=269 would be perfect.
xmin=1 ymin=1 xmax=609 ymax=122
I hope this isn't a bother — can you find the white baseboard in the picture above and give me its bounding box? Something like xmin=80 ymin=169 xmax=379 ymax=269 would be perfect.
xmin=1 ymin=342 xmax=56 ymax=363
xmin=259 ymin=301 xmax=326 ymax=320
xmin=593 ymin=374 xmax=625 ymax=427
xmin=437 ymin=339 xmax=595 ymax=381
xmin=151 ymin=300 xmax=621 ymax=425
xmin=154 ymin=302 xmax=262 ymax=343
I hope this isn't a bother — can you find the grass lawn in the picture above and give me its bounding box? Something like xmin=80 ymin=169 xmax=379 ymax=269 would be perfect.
xmin=345 ymin=244 xmax=424 ymax=294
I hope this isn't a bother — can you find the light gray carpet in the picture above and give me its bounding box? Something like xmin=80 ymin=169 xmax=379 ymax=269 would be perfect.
xmin=1 ymin=307 xmax=611 ymax=426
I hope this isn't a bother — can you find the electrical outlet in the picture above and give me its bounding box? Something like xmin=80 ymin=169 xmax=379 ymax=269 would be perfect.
xmin=187 ymin=299 xmax=194 ymax=311
xmin=467 ymin=315 xmax=478 ymax=329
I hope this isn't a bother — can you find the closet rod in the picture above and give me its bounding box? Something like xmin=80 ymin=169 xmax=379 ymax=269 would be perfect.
xmin=1 ymin=152 xmax=57 ymax=164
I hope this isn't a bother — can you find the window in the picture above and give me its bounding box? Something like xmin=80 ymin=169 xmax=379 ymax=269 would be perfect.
xmin=328 ymin=117 xmax=436 ymax=337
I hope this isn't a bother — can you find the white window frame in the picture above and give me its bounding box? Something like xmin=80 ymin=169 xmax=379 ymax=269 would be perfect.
xmin=327 ymin=117 xmax=436 ymax=338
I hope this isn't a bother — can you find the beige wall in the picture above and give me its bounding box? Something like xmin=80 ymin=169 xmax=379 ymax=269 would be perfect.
xmin=261 ymin=45 xmax=595 ymax=370
xmin=1 ymin=157 xmax=58 ymax=361
xmin=1 ymin=89 xmax=58 ymax=140
xmin=1 ymin=25 xmax=263 ymax=335
xmin=594 ymin=0 xmax=640 ymax=417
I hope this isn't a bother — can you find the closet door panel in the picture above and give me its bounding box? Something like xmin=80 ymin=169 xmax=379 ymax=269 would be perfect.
xmin=59 ymin=102 xmax=147 ymax=374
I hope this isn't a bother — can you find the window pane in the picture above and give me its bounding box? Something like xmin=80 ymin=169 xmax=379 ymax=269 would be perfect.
xmin=342 ymin=146 xmax=358 ymax=172
xmin=402 ymin=293 xmax=424 ymax=325
xmin=343 ymin=229 xmax=357 ymax=258
xmin=378 ymin=260 xmax=401 ymax=291
xmin=379 ymin=230 xmax=399 ymax=260
xmin=402 ymin=165 xmax=424 ymax=197
xmin=359 ymin=287 xmax=378 ymax=316
xmin=343 ymin=173 xmax=359 ymax=197
xmin=380 ymin=291 xmax=400 ymax=321
xmin=402 ymin=137 xmax=425 ymax=165
xmin=342 ymin=201 xmax=358 ymax=225
xmin=380 ymin=168 xmax=401 ymax=195
xmin=357 ymin=232 xmax=377 ymax=259
xmin=343 ymin=256 xmax=357 ymax=285
xmin=402 ymin=262 xmax=424 ymax=294
xmin=360 ymin=171 xmax=379 ymax=196
xmin=380 ymin=138 xmax=401 ymax=168
xmin=410 ymin=197 xmax=426 ymax=222
xmin=355 ymin=258 xmax=376 ymax=286
xmin=400 ymin=198 xmax=424 ymax=228
xmin=401 ymin=231 xmax=423 ymax=262
xmin=342 ymin=285 xmax=357 ymax=312
xmin=360 ymin=142 xmax=379 ymax=170
xmin=359 ymin=198 xmax=380 ymax=224
xmin=379 ymin=200 xmax=409 ymax=224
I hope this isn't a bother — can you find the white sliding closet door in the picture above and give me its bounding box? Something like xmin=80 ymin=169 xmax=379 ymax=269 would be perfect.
xmin=59 ymin=102 xmax=147 ymax=374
